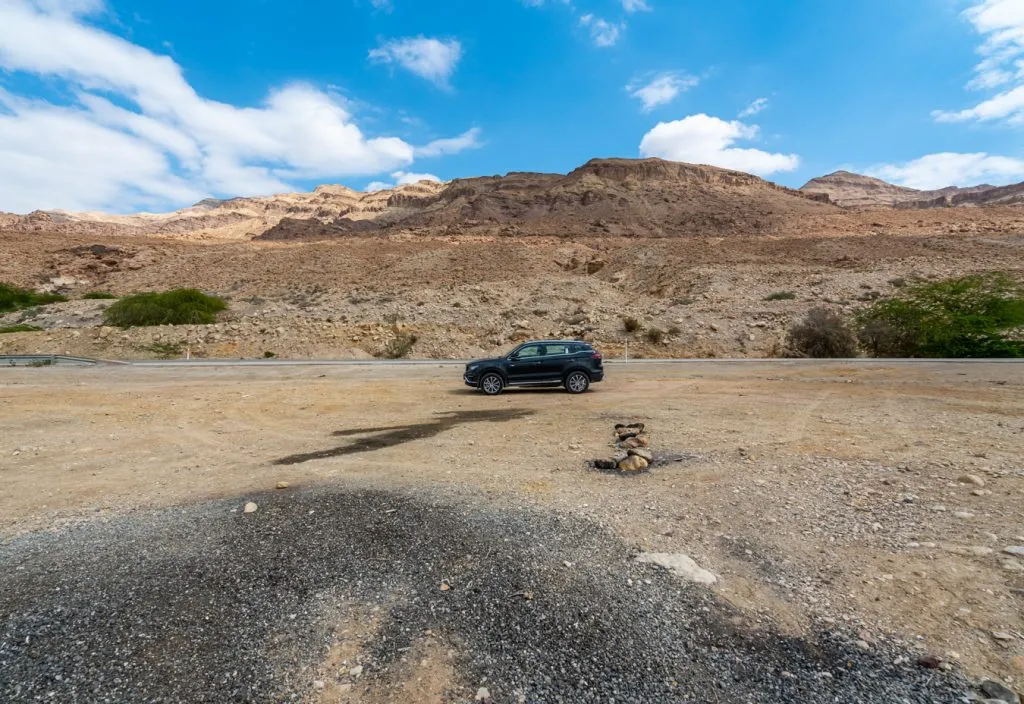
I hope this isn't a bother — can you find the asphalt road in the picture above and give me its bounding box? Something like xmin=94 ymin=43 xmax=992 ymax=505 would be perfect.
xmin=0 ymin=487 xmax=970 ymax=703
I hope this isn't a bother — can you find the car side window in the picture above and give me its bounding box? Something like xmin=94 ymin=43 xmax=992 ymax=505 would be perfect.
xmin=515 ymin=345 xmax=541 ymax=358
xmin=547 ymin=344 xmax=570 ymax=356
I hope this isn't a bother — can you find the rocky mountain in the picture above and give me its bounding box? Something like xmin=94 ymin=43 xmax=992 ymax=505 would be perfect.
xmin=799 ymin=170 xmax=1008 ymax=209
xmin=0 ymin=180 xmax=447 ymax=241
xmin=895 ymin=180 xmax=1024 ymax=209
xmin=1 ymin=159 xmax=836 ymax=242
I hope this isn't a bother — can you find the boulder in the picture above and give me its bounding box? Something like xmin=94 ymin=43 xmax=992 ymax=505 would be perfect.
xmin=617 ymin=455 xmax=649 ymax=473
xmin=628 ymin=448 xmax=654 ymax=462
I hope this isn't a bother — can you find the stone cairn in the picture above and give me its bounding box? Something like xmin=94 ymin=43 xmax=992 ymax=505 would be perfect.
xmin=592 ymin=423 xmax=654 ymax=473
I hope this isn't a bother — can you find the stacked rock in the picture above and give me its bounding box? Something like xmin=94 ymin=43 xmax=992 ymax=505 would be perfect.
xmin=593 ymin=422 xmax=654 ymax=473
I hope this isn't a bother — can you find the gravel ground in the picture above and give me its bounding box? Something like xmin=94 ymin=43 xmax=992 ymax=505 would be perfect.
xmin=0 ymin=487 xmax=973 ymax=703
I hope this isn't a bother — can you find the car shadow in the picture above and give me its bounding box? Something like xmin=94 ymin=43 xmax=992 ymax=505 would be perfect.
xmin=446 ymin=386 xmax=582 ymax=396
xmin=272 ymin=408 xmax=535 ymax=466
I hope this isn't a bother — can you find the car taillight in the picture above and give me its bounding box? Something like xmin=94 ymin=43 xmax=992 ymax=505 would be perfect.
xmin=591 ymin=352 xmax=602 ymax=360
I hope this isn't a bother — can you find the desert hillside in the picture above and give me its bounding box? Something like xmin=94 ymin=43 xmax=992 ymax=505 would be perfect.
xmin=800 ymin=170 xmax=1024 ymax=209
xmin=2 ymin=158 xmax=1023 ymax=361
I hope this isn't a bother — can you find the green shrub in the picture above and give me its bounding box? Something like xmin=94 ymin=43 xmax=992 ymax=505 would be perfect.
xmin=645 ymin=327 xmax=665 ymax=344
xmin=83 ymin=291 xmax=117 ymax=300
xmin=144 ymin=341 xmax=185 ymax=359
xmin=263 ymin=350 xmax=276 ymax=358
xmin=764 ymin=291 xmax=797 ymax=301
xmin=622 ymin=316 xmax=642 ymax=333
xmin=856 ymin=273 xmax=1024 ymax=358
xmin=0 ymin=324 xmax=43 ymax=333
xmin=381 ymin=331 xmax=418 ymax=359
xmin=786 ymin=307 xmax=858 ymax=358
xmin=103 ymin=289 xmax=227 ymax=328
xmin=0 ymin=283 xmax=67 ymax=313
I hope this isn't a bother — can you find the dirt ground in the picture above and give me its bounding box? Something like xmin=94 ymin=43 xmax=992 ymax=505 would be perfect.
xmin=1 ymin=360 xmax=1022 ymax=689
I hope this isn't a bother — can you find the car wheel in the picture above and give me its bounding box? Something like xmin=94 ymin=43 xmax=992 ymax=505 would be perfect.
xmin=480 ymin=373 xmax=504 ymax=396
xmin=565 ymin=371 xmax=590 ymax=394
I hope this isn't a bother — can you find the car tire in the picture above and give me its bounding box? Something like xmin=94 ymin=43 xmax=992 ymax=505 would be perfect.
xmin=480 ymin=372 xmax=504 ymax=396
xmin=565 ymin=371 xmax=590 ymax=394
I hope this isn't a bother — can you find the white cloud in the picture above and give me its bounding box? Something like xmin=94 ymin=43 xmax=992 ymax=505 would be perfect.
xmin=739 ymin=97 xmax=769 ymax=117
xmin=866 ymin=152 xmax=1024 ymax=190
xmin=364 ymin=170 xmax=441 ymax=192
xmin=0 ymin=0 xmax=475 ymax=212
xmin=621 ymin=0 xmax=650 ymax=12
xmin=415 ymin=127 xmax=482 ymax=157
xmin=627 ymin=72 xmax=698 ymax=112
xmin=934 ymin=0 xmax=1024 ymax=124
xmin=368 ymin=36 xmax=462 ymax=88
xmin=638 ymin=113 xmax=800 ymax=176
xmin=579 ymin=14 xmax=622 ymax=47
xmin=369 ymin=0 xmax=393 ymax=11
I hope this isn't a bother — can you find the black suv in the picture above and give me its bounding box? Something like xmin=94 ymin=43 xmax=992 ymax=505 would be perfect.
xmin=463 ymin=340 xmax=604 ymax=395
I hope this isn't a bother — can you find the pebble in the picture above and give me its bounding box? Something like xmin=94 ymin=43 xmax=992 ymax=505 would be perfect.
xmin=954 ymin=511 xmax=975 ymax=519
xmin=476 ymin=686 xmax=491 ymax=701
xmin=635 ymin=552 xmax=718 ymax=585
xmin=349 ymin=665 xmax=363 ymax=678
xmin=957 ymin=473 xmax=986 ymax=487
xmin=991 ymin=631 xmax=1013 ymax=642
xmin=972 ymin=489 xmax=994 ymax=497
xmin=1004 ymin=546 xmax=1024 ymax=557
xmin=243 ymin=502 xmax=258 ymax=514
xmin=944 ymin=545 xmax=994 ymax=557
xmin=855 ymin=640 xmax=870 ymax=651
xmin=276 ymin=481 xmax=290 ymax=489
xmin=979 ymin=679 xmax=1019 ymax=704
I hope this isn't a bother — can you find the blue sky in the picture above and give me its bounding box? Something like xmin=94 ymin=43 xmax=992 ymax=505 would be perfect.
xmin=1 ymin=0 xmax=1024 ymax=212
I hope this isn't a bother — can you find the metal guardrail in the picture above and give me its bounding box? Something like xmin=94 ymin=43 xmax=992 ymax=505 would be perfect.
xmin=1 ymin=354 xmax=104 ymax=367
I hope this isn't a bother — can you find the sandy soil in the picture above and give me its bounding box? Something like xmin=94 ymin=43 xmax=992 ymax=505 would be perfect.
xmin=1 ymin=361 xmax=1022 ymax=687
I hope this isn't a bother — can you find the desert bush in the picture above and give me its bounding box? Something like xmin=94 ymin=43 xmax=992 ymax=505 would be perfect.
xmin=763 ymin=291 xmax=797 ymax=301
xmin=667 ymin=325 xmax=682 ymax=336
xmin=83 ymin=291 xmax=117 ymax=300
xmin=786 ymin=307 xmax=858 ymax=358
xmin=622 ymin=316 xmax=642 ymax=333
xmin=263 ymin=350 xmax=276 ymax=358
xmin=144 ymin=341 xmax=185 ymax=359
xmin=0 ymin=324 xmax=43 ymax=333
xmin=104 ymin=289 xmax=227 ymax=328
xmin=856 ymin=273 xmax=1024 ymax=358
xmin=0 ymin=283 xmax=67 ymax=313
xmin=888 ymin=277 xmax=907 ymax=289
xmin=645 ymin=327 xmax=665 ymax=344
xmin=382 ymin=330 xmax=418 ymax=359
